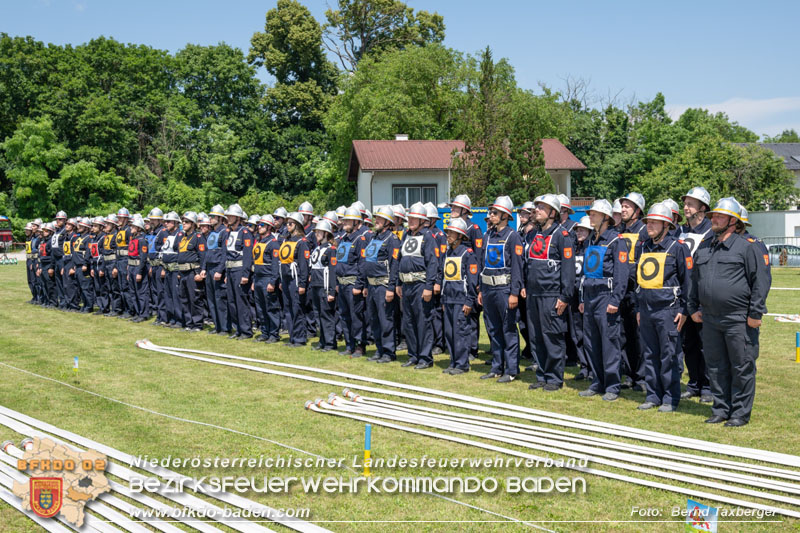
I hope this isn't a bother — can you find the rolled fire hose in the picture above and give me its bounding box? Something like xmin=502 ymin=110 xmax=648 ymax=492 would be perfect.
xmin=0 ymin=408 xmax=329 ymax=533
xmin=322 ymin=395 xmax=800 ymax=506
xmin=1 ymin=442 xmax=186 ymax=533
xmin=137 ymin=341 xmax=800 ymax=468
xmin=305 ymin=400 xmax=800 ymax=519
xmin=349 ymin=392 xmax=800 ymax=482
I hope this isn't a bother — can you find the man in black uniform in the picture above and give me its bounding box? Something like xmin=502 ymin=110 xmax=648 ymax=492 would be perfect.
xmin=688 ymin=197 xmax=769 ymax=427
xmin=678 ymin=186 xmax=715 ymax=403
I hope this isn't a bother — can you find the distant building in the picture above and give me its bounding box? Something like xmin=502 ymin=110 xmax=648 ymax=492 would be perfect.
xmin=737 ymin=143 xmax=800 ymax=210
xmin=347 ymin=136 xmax=586 ymax=209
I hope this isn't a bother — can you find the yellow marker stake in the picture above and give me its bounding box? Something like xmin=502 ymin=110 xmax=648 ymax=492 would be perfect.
xmin=796 ymin=333 xmax=799 ymax=363
xmin=363 ymin=424 xmax=371 ymax=477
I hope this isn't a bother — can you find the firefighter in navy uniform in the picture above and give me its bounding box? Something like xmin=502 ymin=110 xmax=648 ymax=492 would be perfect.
xmin=440 ymin=218 xmax=479 ymax=375
xmin=196 ymin=213 xmax=211 ymax=324
xmin=159 ymin=211 xmax=181 ymax=327
xmin=251 ymin=215 xmax=282 ymax=343
xmin=100 ymin=215 xmax=121 ymax=315
xmin=424 ymin=203 xmax=447 ymax=355
xmin=634 ymin=203 xmax=691 ymax=412
xmin=223 ymin=204 xmax=254 ymax=339
xmin=298 ymin=202 xmax=318 ymax=338
xmin=618 ymin=192 xmax=648 ymax=391
xmin=310 ymin=219 xmax=338 ymax=351
xmin=688 ymin=197 xmax=769 ymax=427
xmin=516 ymin=200 xmax=537 ymax=363
xmin=524 ymin=194 xmax=576 ymax=391
xmin=448 ymin=194 xmax=485 ymax=361
xmin=571 ymin=216 xmax=594 ymax=381
xmin=174 ymin=212 xmax=204 ymax=331
xmin=37 ymin=223 xmax=57 ymax=307
xmin=145 ymin=208 xmax=164 ymax=323
xmin=578 ymin=199 xmax=630 ymax=401
xmin=51 ymin=211 xmax=68 ymax=307
xmin=89 ymin=217 xmax=107 ymax=314
xmin=678 ymin=186 xmax=715 ymax=403
xmin=612 ymin=199 xmax=624 ymax=232
xmin=323 ymin=210 xmax=344 ymax=342
xmin=478 ymin=196 xmax=524 ymax=383
xmin=279 ymin=212 xmax=311 ymax=347
xmin=395 ymin=204 xmax=439 ymax=369
xmin=127 ymin=215 xmax=150 ymax=322
xmin=200 ymin=205 xmax=230 ymax=334
xmin=61 ymin=218 xmax=80 ymax=311
xmin=360 ymin=207 xmax=401 ymax=363
xmin=113 ymin=208 xmax=133 ymax=318
xmin=391 ymin=205 xmax=408 ymax=352
xmin=662 ymin=199 xmax=683 ymax=238
xmin=557 ymin=194 xmax=577 ymax=233
xmin=336 ymin=207 xmax=370 ymax=357
xmin=24 ymin=223 xmax=37 ymax=303
xmin=72 ymin=218 xmax=95 ymax=312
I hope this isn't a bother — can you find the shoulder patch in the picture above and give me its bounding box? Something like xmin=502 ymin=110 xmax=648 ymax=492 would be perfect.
xmin=331 ymin=257 xmax=337 ymax=265
xmin=562 ymin=230 xmax=569 ymax=236
xmin=304 ymin=250 xmax=310 ymax=259
xmin=392 ymin=248 xmax=399 ymax=260
xmin=686 ymin=256 xmax=693 ymax=269
xmin=747 ymin=238 xmax=755 ymax=243
xmin=618 ymin=251 xmax=628 ymax=263
xmin=273 ymin=249 xmax=279 ymax=257
xmin=515 ymin=245 xmax=523 ymax=256
xmin=244 ymin=239 xmax=251 ymax=247
xmin=764 ymin=254 xmax=769 ymax=266
xmin=360 ymin=248 xmax=366 ymax=258
xmin=475 ymin=238 xmax=483 ymax=248
xmin=360 ymin=235 xmax=366 ymax=240
xmin=469 ymin=263 xmax=478 ymax=275
xmin=563 ymin=247 xmax=573 ymax=259
xmin=434 ymin=247 xmax=440 ymax=258
xmin=198 ymin=244 xmax=205 ymax=252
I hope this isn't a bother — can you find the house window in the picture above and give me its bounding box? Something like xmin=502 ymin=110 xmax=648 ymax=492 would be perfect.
xmin=392 ymin=185 xmax=437 ymax=207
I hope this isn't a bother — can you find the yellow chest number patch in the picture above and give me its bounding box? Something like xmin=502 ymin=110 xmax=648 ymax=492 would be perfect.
xmin=115 ymin=231 xmax=127 ymax=248
xmin=637 ymin=252 xmax=667 ymax=289
xmin=178 ymin=236 xmax=191 ymax=252
xmin=26 ymin=241 xmax=32 ymax=254
xmin=444 ymin=256 xmax=463 ymax=281
xmin=279 ymin=241 xmax=298 ymax=264
xmin=63 ymin=241 xmax=71 ymax=255
xmin=620 ymin=233 xmax=640 ymax=262
xmin=253 ymin=243 xmax=267 ymax=265
xmin=103 ymin=235 xmax=114 ymax=249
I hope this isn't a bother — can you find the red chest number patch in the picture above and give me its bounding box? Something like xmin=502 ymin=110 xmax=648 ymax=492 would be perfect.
xmin=527 ymin=235 xmax=551 ymax=260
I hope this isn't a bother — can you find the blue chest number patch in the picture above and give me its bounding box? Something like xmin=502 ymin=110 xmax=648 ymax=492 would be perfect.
xmin=145 ymin=235 xmax=156 ymax=252
xmin=484 ymin=243 xmax=506 ymax=269
xmin=207 ymin=231 xmax=220 ymax=250
xmin=337 ymin=241 xmax=353 ymax=262
xmin=364 ymin=239 xmax=383 ymax=263
xmin=584 ymin=245 xmax=608 ymax=279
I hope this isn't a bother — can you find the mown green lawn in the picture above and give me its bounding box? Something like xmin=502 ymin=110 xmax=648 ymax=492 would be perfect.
xmin=1 ymin=264 xmax=799 ymax=532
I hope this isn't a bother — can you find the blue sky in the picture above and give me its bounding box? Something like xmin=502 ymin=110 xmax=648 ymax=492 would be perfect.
xmin=5 ymin=0 xmax=800 ymax=137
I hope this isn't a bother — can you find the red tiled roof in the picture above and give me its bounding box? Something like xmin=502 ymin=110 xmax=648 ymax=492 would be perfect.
xmin=348 ymin=138 xmax=585 ymax=180
xmin=541 ymin=138 xmax=587 ymax=171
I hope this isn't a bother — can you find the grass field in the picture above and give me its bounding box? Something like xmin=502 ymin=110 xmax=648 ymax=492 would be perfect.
xmin=1 ymin=263 xmax=799 ymax=532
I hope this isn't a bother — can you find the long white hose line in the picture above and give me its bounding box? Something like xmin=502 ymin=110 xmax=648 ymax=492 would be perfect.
xmin=1 ymin=443 xmax=190 ymax=533
xmin=327 ymin=397 xmax=800 ymax=508
xmin=0 ymin=464 xmax=122 ymax=533
xmin=0 ymin=482 xmax=74 ymax=533
xmin=0 ymin=456 xmax=151 ymax=533
xmin=351 ymin=392 xmax=800 ymax=483
xmin=329 ymin=395 xmax=800 ymax=496
xmin=0 ymin=413 xmax=281 ymax=533
xmin=139 ymin=341 xmax=800 ymax=468
xmin=0 ymin=366 xmax=543 ymax=533
xmin=306 ymin=401 xmax=800 ymax=520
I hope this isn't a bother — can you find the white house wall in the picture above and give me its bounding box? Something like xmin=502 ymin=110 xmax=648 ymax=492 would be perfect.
xmin=749 ymin=211 xmax=800 ymax=238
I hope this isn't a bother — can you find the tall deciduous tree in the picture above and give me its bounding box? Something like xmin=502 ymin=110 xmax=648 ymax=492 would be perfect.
xmin=323 ymin=0 xmax=445 ymax=72
xmin=452 ymin=47 xmax=554 ymax=206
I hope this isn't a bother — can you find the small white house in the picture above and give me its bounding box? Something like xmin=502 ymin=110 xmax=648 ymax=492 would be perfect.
xmin=347 ymin=136 xmax=586 ymax=210
xmin=748 ymin=210 xmax=800 ymax=239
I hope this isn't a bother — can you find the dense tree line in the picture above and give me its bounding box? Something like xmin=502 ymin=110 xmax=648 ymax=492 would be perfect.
xmin=2 ymin=0 xmax=797 ymax=239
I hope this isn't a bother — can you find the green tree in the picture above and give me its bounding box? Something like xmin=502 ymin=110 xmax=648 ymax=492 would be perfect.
xmin=763 ymin=129 xmax=800 ymax=143
xmin=1 ymin=117 xmax=69 ymax=218
xmin=452 ymin=47 xmax=553 ymax=205
xmin=323 ymin=0 xmax=445 ymax=72
xmin=49 ymin=160 xmax=137 ymax=215
xmin=637 ymin=135 xmax=799 ymax=211
xmin=326 ymin=44 xmax=469 ymax=176
xmin=675 ymin=108 xmax=758 ymax=143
